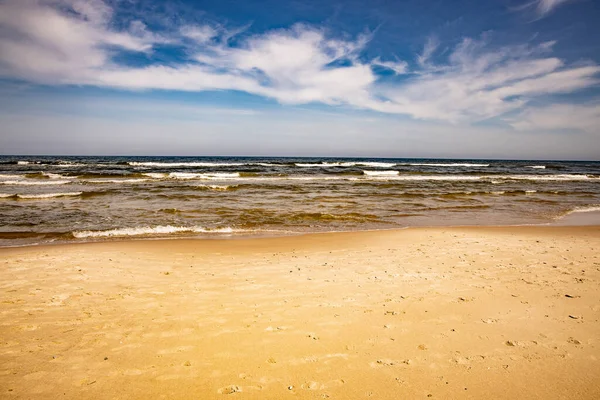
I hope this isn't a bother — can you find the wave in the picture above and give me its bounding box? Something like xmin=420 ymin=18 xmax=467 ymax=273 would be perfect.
xmin=56 ymin=161 xmax=85 ymax=167
xmin=129 ymin=161 xmax=246 ymax=167
xmin=355 ymin=174 xmax=480 ymax=181
xmin=24 ymin=172 xmax=72 ymax=180
xmin=65 ymin=173 xmax=599 ymax=184
xmin=354 ymin=174 xmax=596 ymax=182
xmin=0 ymin=180 xmax=71 ymax=186
xmin=83 ymin=178 xmax=151 ymax=184
xmin=405 ymin=163 xmax=490 ymax=167
xmin=567 ymin=205 xmax=600 ymax=214
xmin=143 ymin=173 xmax=167 ymax=179
xmin=496 ymin=174 xmax=595 ymax=181
xmin=296 ymin=162 xmax=396 ymax=168
xmin=72 ymin=225 xmax=241 ymax=238
xmin=362 ymin=170 xmax=399 ymax=176
xmin=527 ymin=165 xmax=546 ymax=169
xmin=438 ymin=189 xmax=563 ymax=198
xmin=16 ymin=192 xmax=83 ymax=199
xmin=288 ymin=212 xmax=380 ymax=222
xmin=169 ymin=172 xmax=240 ymax=180
xmin=195 ymin=184 xmax=238 ymax=191
xmin=137 ymin=173 xmax=594 ymax=182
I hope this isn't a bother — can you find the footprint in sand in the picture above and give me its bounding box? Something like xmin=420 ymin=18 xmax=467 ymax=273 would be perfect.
xmin=567 ymin=337 xmax=582 ymax=345
xmin=218 ymin=385 xmax=241 ymax=394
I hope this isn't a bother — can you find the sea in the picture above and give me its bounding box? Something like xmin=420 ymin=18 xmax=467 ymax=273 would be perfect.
xmin=1 ymin=156 xmax=599 ymax=247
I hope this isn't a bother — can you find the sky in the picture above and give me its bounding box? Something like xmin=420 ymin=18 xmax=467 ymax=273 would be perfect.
xmin=0 ymin=0 xmax=599 ymax=159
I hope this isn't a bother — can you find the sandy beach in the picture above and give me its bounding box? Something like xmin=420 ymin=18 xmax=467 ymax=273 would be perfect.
xmin=1 ymin=226 xmax=599 ymax=399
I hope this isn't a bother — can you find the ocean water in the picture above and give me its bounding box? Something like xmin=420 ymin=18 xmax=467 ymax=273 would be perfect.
xmin=1 ymin=156 xmax=599 ymax=247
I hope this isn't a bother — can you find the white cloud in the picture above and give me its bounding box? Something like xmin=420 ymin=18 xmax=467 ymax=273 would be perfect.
xmin=0 ymin=0 xmax=158 ymax=83
xmin=536 ymin=0 xmax=574 ymax=16
xmin=371 ymin=39 xmax=599 ymax=123
xmin=0 ymin=0 xmax=598 ymax=133
xmin=516 ymin=0 xmax=576 ymax=18
xmin=417 ymin=36 xmax=440 ymax=69
xmin=181 ymin=25 xmax=218 ymax=43
xmin=371 ymin=57 xmax=409 ymax=75
xmin=509 ymin=103 xmax=600 ymax=133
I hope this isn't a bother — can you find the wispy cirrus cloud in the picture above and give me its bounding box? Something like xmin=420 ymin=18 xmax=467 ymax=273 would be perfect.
xmin=372 ymin=38 xmax=599 ymax=123
xmin=535 ymin=0 xmax=575 ymax=16
xmin=516 ymin=0 xmax=577 ymax=18
xmin=0 ymin=0 xmax=598 ymax=133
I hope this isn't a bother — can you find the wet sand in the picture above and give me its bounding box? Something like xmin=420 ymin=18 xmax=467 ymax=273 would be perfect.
xmin=1 ymin=226 xmax=599 ymax=399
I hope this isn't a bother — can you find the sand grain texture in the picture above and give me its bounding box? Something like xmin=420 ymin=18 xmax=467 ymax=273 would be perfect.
xmin=1 ymin=226 xmax=599 ymax=399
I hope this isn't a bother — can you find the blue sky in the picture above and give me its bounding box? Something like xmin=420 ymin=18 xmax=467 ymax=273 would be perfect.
xmin=0 ymin=0 xmax=599 ymax=159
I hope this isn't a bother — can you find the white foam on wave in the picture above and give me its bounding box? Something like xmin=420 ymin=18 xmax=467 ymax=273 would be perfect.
xmin=567 ymin=205 xmax=600 ymax=214
xmin=174 ymin=173 xmax=592 ymax=182
xmin=0 ymin=174 xmax=22 ymax=179
xmin=17 ymin=161 xmax=30 ymax=165
xmin=362 ymin=170 xmax=399 ymax=176
xmin=143 ymin=173 xmax=168 ymax=179
xmin=44 ymin=172 xmax=67 ymax=179
xmin=73 ymin=225 xmax=238 ymax=238
xmin=238 ymin=176 xmax=343 ymax=181
xmin=169 ymin=172 xmax=240 ymax=180
xmin=0 ymin=180 xmax=71 ymax=186
xmin=296 ymin=162 xmax=396 ymax=168
xmin=129 ymin=161 xmax=245 ymax=167
xmin=17 ymin=192 xmax=82 ymax=199
xmin=407 ymin=163 xmax=489 ymax=167
xmin=380 ymin=175 xmax=480 ymax=181
xmin=527 ymin=165 xmax=546 ymax=169
xmin=56 ymin=162 xmax=85 ymax=167
xmin=0 ymin=193 xmax=14 ymax=198
xmin=196 ymin=184 xmax=235 ymax=191
xmin=497 ymin=174 xmax=593 ymax=181
xmin=256 ymin=163 xmax=283 ymax=167
xmin=84 ymin=178 xmax=151 ymax=184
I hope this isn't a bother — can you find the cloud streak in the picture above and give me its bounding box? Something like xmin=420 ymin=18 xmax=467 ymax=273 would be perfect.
xmin=515 ymin=0 xmax=576 ymax=19
xmin=535 ymin=0 xmax=575 ymax=16
xmin=0 ymin=0 xmax=598 ymax=132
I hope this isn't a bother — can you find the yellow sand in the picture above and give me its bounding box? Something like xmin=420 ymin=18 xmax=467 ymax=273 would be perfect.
xmin=1 ymin=226 xmax=599 ymax=399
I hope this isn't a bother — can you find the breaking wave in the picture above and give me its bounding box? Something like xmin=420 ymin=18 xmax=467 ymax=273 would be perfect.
xmin=72 ymin=225 xmax=241 ymax=238
xmin=362 ymin=170 xmax=399 ymax=176
xmin=129 ymin=161 xmax=245 ymax=167
xmin=83 ymin=178 xmax=151 ymax=184
xmin=168 ymin=172 xmax=241 ymax=180
xmin=567 ymin=205 xmax=600 ymax=214
xmin=296 ymin=162 xmax=396 ymax=168
xmin=16 ymin=192 xmax=83 ymax=199
xmin=0 ymin=180 xmax=71 ymax=186
xmin=195 ymin=184 xmax=238 ymax=191
xmin=406 ymin=163 xmax=490 ymax=167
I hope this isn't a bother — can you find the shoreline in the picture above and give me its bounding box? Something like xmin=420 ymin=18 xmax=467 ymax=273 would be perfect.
xmin=2 ymin=212 xmax=600 ymax=250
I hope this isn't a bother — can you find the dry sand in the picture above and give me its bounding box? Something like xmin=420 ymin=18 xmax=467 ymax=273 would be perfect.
xmin=1 ymin=226 xmax=599 ymax=399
